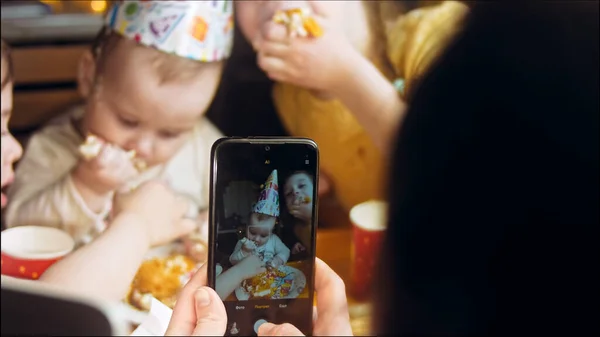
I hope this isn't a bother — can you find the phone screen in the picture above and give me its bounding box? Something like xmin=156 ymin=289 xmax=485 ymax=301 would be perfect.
xmin=209 ymin=139 xmax=318 ymax=336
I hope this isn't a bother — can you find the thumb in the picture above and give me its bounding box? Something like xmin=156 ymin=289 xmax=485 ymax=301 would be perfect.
xmin=191 ymin=287 xmax=228 ymax=336
xmin=165 ymin=287 xmax=227 ymax=336
xmin=258 ymin=322 xmax=305 ymax=336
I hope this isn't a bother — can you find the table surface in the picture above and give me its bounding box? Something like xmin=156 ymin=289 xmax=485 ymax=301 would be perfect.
xmin=316 ymin=227 xmax=373 ymax=336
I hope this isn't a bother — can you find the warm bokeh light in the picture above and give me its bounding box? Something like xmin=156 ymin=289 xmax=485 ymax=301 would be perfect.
xmin=90 ymin=0 xmax=107 ymax=13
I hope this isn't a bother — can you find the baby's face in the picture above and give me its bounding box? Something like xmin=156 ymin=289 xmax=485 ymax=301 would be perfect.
xmin=1 ymin=62 xmax=22 ymax=208
xmin=284 ymin=173 xmax=314 ymax=220
xmin=236 ymin=0 xmax=346 ymax=44
xmin=248 ymin=213 xmax=276 ymax=247
xmin=81 ymin=39 xmax=222 ymax=168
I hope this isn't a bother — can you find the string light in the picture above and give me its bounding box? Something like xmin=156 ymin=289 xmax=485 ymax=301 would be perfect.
xmin=90 ymin=0 xmax=107 ymax=13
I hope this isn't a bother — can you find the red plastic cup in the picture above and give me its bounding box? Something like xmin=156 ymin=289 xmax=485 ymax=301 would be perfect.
xmin=1 ymin=226 xmax=75 ymax=280
xmin=349 ymin=200 xmax=388 ymax=301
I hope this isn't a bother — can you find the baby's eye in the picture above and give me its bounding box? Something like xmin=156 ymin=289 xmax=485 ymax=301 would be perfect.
xmin=158 ymin=130 xmax=182 ymax=139
xmin=299 ymin=184 xmax=306 ymax=189
xmin=118 ymin=116 xmax=139 ymax=128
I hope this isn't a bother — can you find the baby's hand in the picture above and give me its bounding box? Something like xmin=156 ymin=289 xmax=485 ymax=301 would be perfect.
xmin=242 ymin=239 xmax=257 ymax=253
xmin=73 ymin=143 xmax=139 ymax=195
xmin=270 ymin=256 xmax=284 ymax=268
xmin=253 ymin=3 xmax=357 ymax=95
xmin=291 ymin=242 xmax=306 ymax=255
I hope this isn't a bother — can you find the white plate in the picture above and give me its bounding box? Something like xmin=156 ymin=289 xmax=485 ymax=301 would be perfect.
xmin=122 ymin=242 xmax=190 ymax=324
xmin=235 ymin=265 xmax=306 ymax=301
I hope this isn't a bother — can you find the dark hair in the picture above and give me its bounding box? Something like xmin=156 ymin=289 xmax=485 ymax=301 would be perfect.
xmin=375 ymin=2 xmax=598 ymax=335
xmin=1 ymin=39 xmax=14 ymax=89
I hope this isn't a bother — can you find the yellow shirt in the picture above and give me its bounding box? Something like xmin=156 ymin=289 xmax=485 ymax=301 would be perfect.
xmin=272 ymin=1 xmax=468 ymax=212
xmin=273 ymin=85 xmax=387 ymax=211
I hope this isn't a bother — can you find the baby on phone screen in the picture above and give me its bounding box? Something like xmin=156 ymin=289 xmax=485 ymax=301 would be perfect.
xmin=229 ymin=170 xmax=290 ymax=268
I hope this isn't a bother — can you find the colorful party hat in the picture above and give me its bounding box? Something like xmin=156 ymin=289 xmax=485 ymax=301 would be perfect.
xmin=106 ymin=0 xmax=234 ymax=62
xmin=252 ymin=170 xmax=280 ymax=217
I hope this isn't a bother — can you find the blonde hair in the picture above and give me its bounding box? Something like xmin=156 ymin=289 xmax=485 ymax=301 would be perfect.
xmin=90 ymin=27 xmax=214 ymax=84
xmin=386 ymin=1 xmax=469 ymax=98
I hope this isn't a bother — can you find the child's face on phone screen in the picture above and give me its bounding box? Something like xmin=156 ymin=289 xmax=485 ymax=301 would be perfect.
xmin=284 ymin=173 xmax=314 ymax=221
xmin=248 ymin=214 xmax=275 ymax=246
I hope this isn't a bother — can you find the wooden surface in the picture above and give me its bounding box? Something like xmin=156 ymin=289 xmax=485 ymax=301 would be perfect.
xmin=12 ymin=45 xmax=87 ymax=84
xmin=10 ymin=44 xmax=88 ymax=132
xmin=316 ymin=227 xmax=373 ymax=336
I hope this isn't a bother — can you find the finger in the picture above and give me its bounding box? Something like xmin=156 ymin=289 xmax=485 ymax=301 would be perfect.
xmin=191 ymin=287 xmax=227 ymax=336
xmin=314 ymin=258 xmax=353 ymax=335
xmin=258 ymin=40 xmax=292 ymax=58
xmin=165 ymin=264 xmax=209 ymax=335
xmin=258 ymin=322 xmax=304 ymax=336
xmin=257 ymin=52 xmax=288 ymax=75
xmin=166 ymin=286 xmax=227 ymax=336
xmin=256 ymin=20 xmax=289 ymax=46
xmin=93 ymin=144 xmax=116 ymax=168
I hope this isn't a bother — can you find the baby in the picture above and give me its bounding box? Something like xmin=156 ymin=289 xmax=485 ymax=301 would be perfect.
xmin=230 ymin=170 xmax=290 ymax=268
xmin=283 ymin=171 xmax=314 ymax=255
xmin=5 ymin=0 xmax=234 ymax=245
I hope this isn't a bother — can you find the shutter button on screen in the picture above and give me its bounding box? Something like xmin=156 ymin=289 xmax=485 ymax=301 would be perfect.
xmin=254 ymin=319 xmax=268 ymax=334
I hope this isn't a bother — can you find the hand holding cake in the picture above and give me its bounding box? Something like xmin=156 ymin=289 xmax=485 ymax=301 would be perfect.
xmin=253 ymin=2 xmax=359 ymax=94
xmin=72 ymin=133 xmax=141 ymax=197
xmin=272 ymin=7 xmax=323 ymax=38
xmin=79 ymin=134 xmax=148 ymax=172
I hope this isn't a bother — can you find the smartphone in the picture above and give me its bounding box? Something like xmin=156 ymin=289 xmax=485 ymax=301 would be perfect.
xmin=208 ymin=137 xmax=319 ymax=336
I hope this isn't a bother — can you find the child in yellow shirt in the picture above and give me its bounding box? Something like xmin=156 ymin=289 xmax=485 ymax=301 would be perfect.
xmin=236 ymin=1 xmax=468 ymax=211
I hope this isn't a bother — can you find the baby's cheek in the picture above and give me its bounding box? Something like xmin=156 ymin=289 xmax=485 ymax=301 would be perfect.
xmin=235 ymin=2 xmax=260 ymax=42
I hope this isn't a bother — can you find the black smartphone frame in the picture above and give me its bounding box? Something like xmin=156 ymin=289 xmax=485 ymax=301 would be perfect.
xmin=207 ymin=137 xmax=319 ymax=336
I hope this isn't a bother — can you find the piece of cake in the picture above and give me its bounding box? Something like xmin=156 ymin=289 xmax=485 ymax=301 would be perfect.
xmin=128 ymin=254 xmax=197 ymax=311
xmin=273 ymin=8 xmax=323 ymax=38
xmin=78 ymin=133 xmax=147 ymax=171
xmin=78 ymin=134 xmax=104 ymax=160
